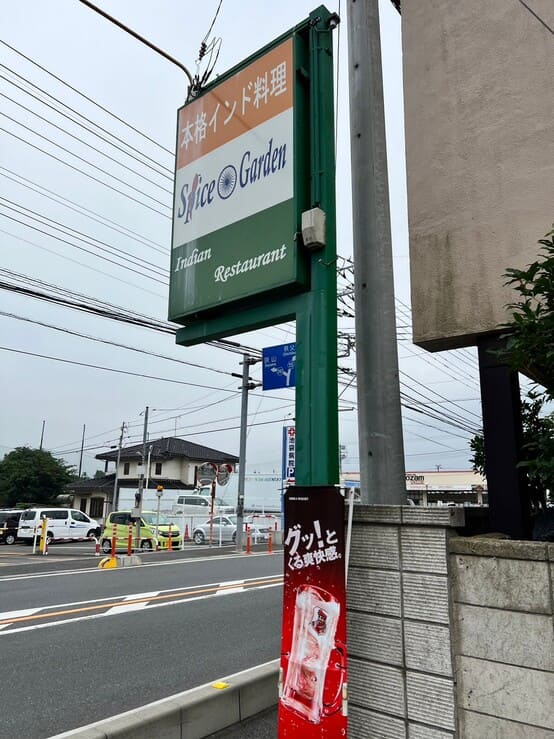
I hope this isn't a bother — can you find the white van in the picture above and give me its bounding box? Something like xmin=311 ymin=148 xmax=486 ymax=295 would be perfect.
xmin=18 ymin=508 xmax=101 ymax=544
xmin=171 ymin=494 xmax=235 ymax=516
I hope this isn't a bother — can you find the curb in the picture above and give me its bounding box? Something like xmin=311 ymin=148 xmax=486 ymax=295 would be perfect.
xmin=48 ymin=659 xmax=279 ymax=739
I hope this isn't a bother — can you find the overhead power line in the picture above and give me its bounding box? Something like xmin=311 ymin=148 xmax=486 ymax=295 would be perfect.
xmin=0 ymin=208 xmax=169 ymax=285
xmin=0 ymin=124 xmax=170 ymax=218
xmin=0 ymin=40 xmax=175 ymax=155
xmin=0 ymin=88 xmax=172 ymax=192
xmin=0 ymin=166 xmax=168 ymax=254
xmin=0 ymin=111 xmax=172 ymax=210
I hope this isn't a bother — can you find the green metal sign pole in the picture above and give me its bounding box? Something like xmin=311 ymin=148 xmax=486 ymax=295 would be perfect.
xmin=175 ymin=6 xmax=338 ymax=489
xmin=295 ymin=7 xmax=338 ymax=486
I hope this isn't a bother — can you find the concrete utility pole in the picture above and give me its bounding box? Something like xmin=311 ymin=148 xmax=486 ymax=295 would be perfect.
xmin=78 ymin=424 xmax=86 ymax=478
xmin=347 ymin=0 xmax=406 ymax=504
xmin=135 ymin=407 xmax=149 ymax=547
xmin=111 ymin=421 xmax=125 ymax=514
xmin=234 ymin=354 xmax=259 ymax=551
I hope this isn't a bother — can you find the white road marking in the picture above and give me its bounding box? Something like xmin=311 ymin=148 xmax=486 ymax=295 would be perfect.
xmin=216 ymin=579 xmax=244 ymax=595
xmin=0 ymin=607 xmax=42 ymax=620
xmin=0 ymin=607 xmax=42 ymax=630
xmin=0 ymin=551 xmax=272 ymax=583
xmin=106 ymin=592 xmax=159 ymax=615
xmin=0 ymin=581 xmax=282 ymax=635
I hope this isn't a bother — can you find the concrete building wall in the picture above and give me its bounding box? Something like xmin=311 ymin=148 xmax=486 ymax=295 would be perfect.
xmin=401 ymin=1 xmax=554 ymax=350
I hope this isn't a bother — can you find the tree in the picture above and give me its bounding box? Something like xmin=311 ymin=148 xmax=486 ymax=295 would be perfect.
xmin=470 ymin=390 xmax=554 ymax=511
xmin=501 ymin=226 xmax=554 ymax=397
xmin=0 ymin=447 xmax=75 ymax=508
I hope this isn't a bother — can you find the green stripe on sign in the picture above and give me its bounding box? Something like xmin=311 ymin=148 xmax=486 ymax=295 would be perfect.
xmin=169 ymin=199 xmax=301 ymax=322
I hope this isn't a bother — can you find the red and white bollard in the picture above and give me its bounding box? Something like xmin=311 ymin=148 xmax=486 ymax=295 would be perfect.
xmin=268 ymin=529 xmax=273 ymax=555
xmin=168 ymin=523 xmax=173 ymax=551
xmin=246 ymin=526 xmax=251 ymax=555
xmin=95 ymin=537 xmax=100 ymax=556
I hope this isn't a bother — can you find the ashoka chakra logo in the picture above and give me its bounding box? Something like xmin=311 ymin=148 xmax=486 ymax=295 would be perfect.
xmin=217 ymin=165 xmax=237 ymax=200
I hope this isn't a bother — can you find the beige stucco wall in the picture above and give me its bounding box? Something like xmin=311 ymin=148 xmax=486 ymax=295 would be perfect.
xmin=402 ymin=0 xmax=554 ymax=350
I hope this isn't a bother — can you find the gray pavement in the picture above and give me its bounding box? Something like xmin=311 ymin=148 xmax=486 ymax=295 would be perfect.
xmin=207 ymin=706 xmax=277 ymax=738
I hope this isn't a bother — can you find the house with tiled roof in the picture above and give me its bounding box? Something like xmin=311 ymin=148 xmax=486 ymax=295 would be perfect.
xmin=65 ymin=437 xmax=239 ymax=520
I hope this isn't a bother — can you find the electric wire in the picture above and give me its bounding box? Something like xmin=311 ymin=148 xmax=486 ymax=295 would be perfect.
xmin=0 ymin=68 xmax=172 ymax=178
xmin=1 ymin=228 xmax=167 ymax=299
xmin=0 ymin=197 xmax=169 ymax=279
xmin=0 ymin=311 xmax=232 ymax=377
xmin=515 ymin=0 xmax=554 ymax=35
xmin=0 ymin=166 xmax=168 ymax=253
xmin=0 ymin=40 xmax=174 ymax=157
xmin=0 ymin=87 xmax=173 ymax=192
xmin=0 ymin=111 xmax=172 ymax=210
xmin=0 ymin=209 xmax=169 ymax=285
xmin=0 ymin=345 xmax=245 ymax=392
xmin=0 ymin=124 xmax=171 ymax=218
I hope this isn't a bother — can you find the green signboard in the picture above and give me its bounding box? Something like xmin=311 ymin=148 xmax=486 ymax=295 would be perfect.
xmin=169 ymin=35 xmax=309 ymax=323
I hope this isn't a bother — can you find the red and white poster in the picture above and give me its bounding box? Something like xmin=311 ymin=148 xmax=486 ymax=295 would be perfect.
xmin=278 ymin=486 xmax=347 ymax=737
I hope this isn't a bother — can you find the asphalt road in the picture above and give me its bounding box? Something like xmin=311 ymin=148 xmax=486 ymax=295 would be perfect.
xmin=0 ymin=544 xmax=283 ymax=738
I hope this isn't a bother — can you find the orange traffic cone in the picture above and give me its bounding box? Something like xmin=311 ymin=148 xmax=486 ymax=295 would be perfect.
xmin=184 ymin=524 xmax=190 ymax=541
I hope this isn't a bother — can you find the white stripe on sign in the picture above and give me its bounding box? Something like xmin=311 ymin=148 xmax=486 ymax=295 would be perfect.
xmin=105 ymin=592 xmax=159 ymax=615
xmin=172 ymin=109 xmax=293 ymax=248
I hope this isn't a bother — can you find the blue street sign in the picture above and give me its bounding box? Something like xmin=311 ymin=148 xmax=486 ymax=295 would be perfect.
xmin=263 ymin=342 xmax=296 ymax=390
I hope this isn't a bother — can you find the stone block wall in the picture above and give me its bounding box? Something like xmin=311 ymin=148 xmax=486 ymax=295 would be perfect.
xmin=347 ymin=506 xmax=554 ymax=738
xmin=347 ymin=505 xmax=464 ymax=738
xmin=450 ymin=537 xmax=554 ymax=737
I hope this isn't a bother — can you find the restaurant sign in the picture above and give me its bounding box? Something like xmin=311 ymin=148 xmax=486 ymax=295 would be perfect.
xmin=169 ymin=36 xmax=306 ymax=323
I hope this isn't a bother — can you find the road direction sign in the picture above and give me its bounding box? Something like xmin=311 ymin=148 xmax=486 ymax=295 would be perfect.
xmin=263 ymin=343 xmax=296 ymax=390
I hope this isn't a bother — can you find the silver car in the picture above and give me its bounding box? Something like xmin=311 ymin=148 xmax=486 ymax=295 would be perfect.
xmin=192 ymin=515 xmax=269 ymax=545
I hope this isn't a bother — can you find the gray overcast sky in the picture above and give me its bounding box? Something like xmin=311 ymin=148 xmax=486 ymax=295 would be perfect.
xmin=1 ymin=0 xmax=485 ymax=477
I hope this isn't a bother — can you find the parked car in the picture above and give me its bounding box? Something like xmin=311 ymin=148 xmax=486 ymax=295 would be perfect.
xmin=101 ymin=510 xmax=182 ymax=553
xmin=0 ymin=510 xmax=23 ymax=545
xmin=171 ymin=493 xmax=235 ymax=516
xmin=17 ymin=508 xmax=101 ymax=544
xmin=192 ymin=515 xmax=269 ymax=545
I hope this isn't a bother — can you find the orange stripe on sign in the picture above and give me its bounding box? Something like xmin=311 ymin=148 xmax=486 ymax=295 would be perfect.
xmin=177 ymin=38 xmax=293 ymax=169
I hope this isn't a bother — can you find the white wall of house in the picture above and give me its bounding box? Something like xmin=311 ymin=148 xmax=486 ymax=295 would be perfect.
xmin=115 ymin=458 xmax=197 ymax=483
